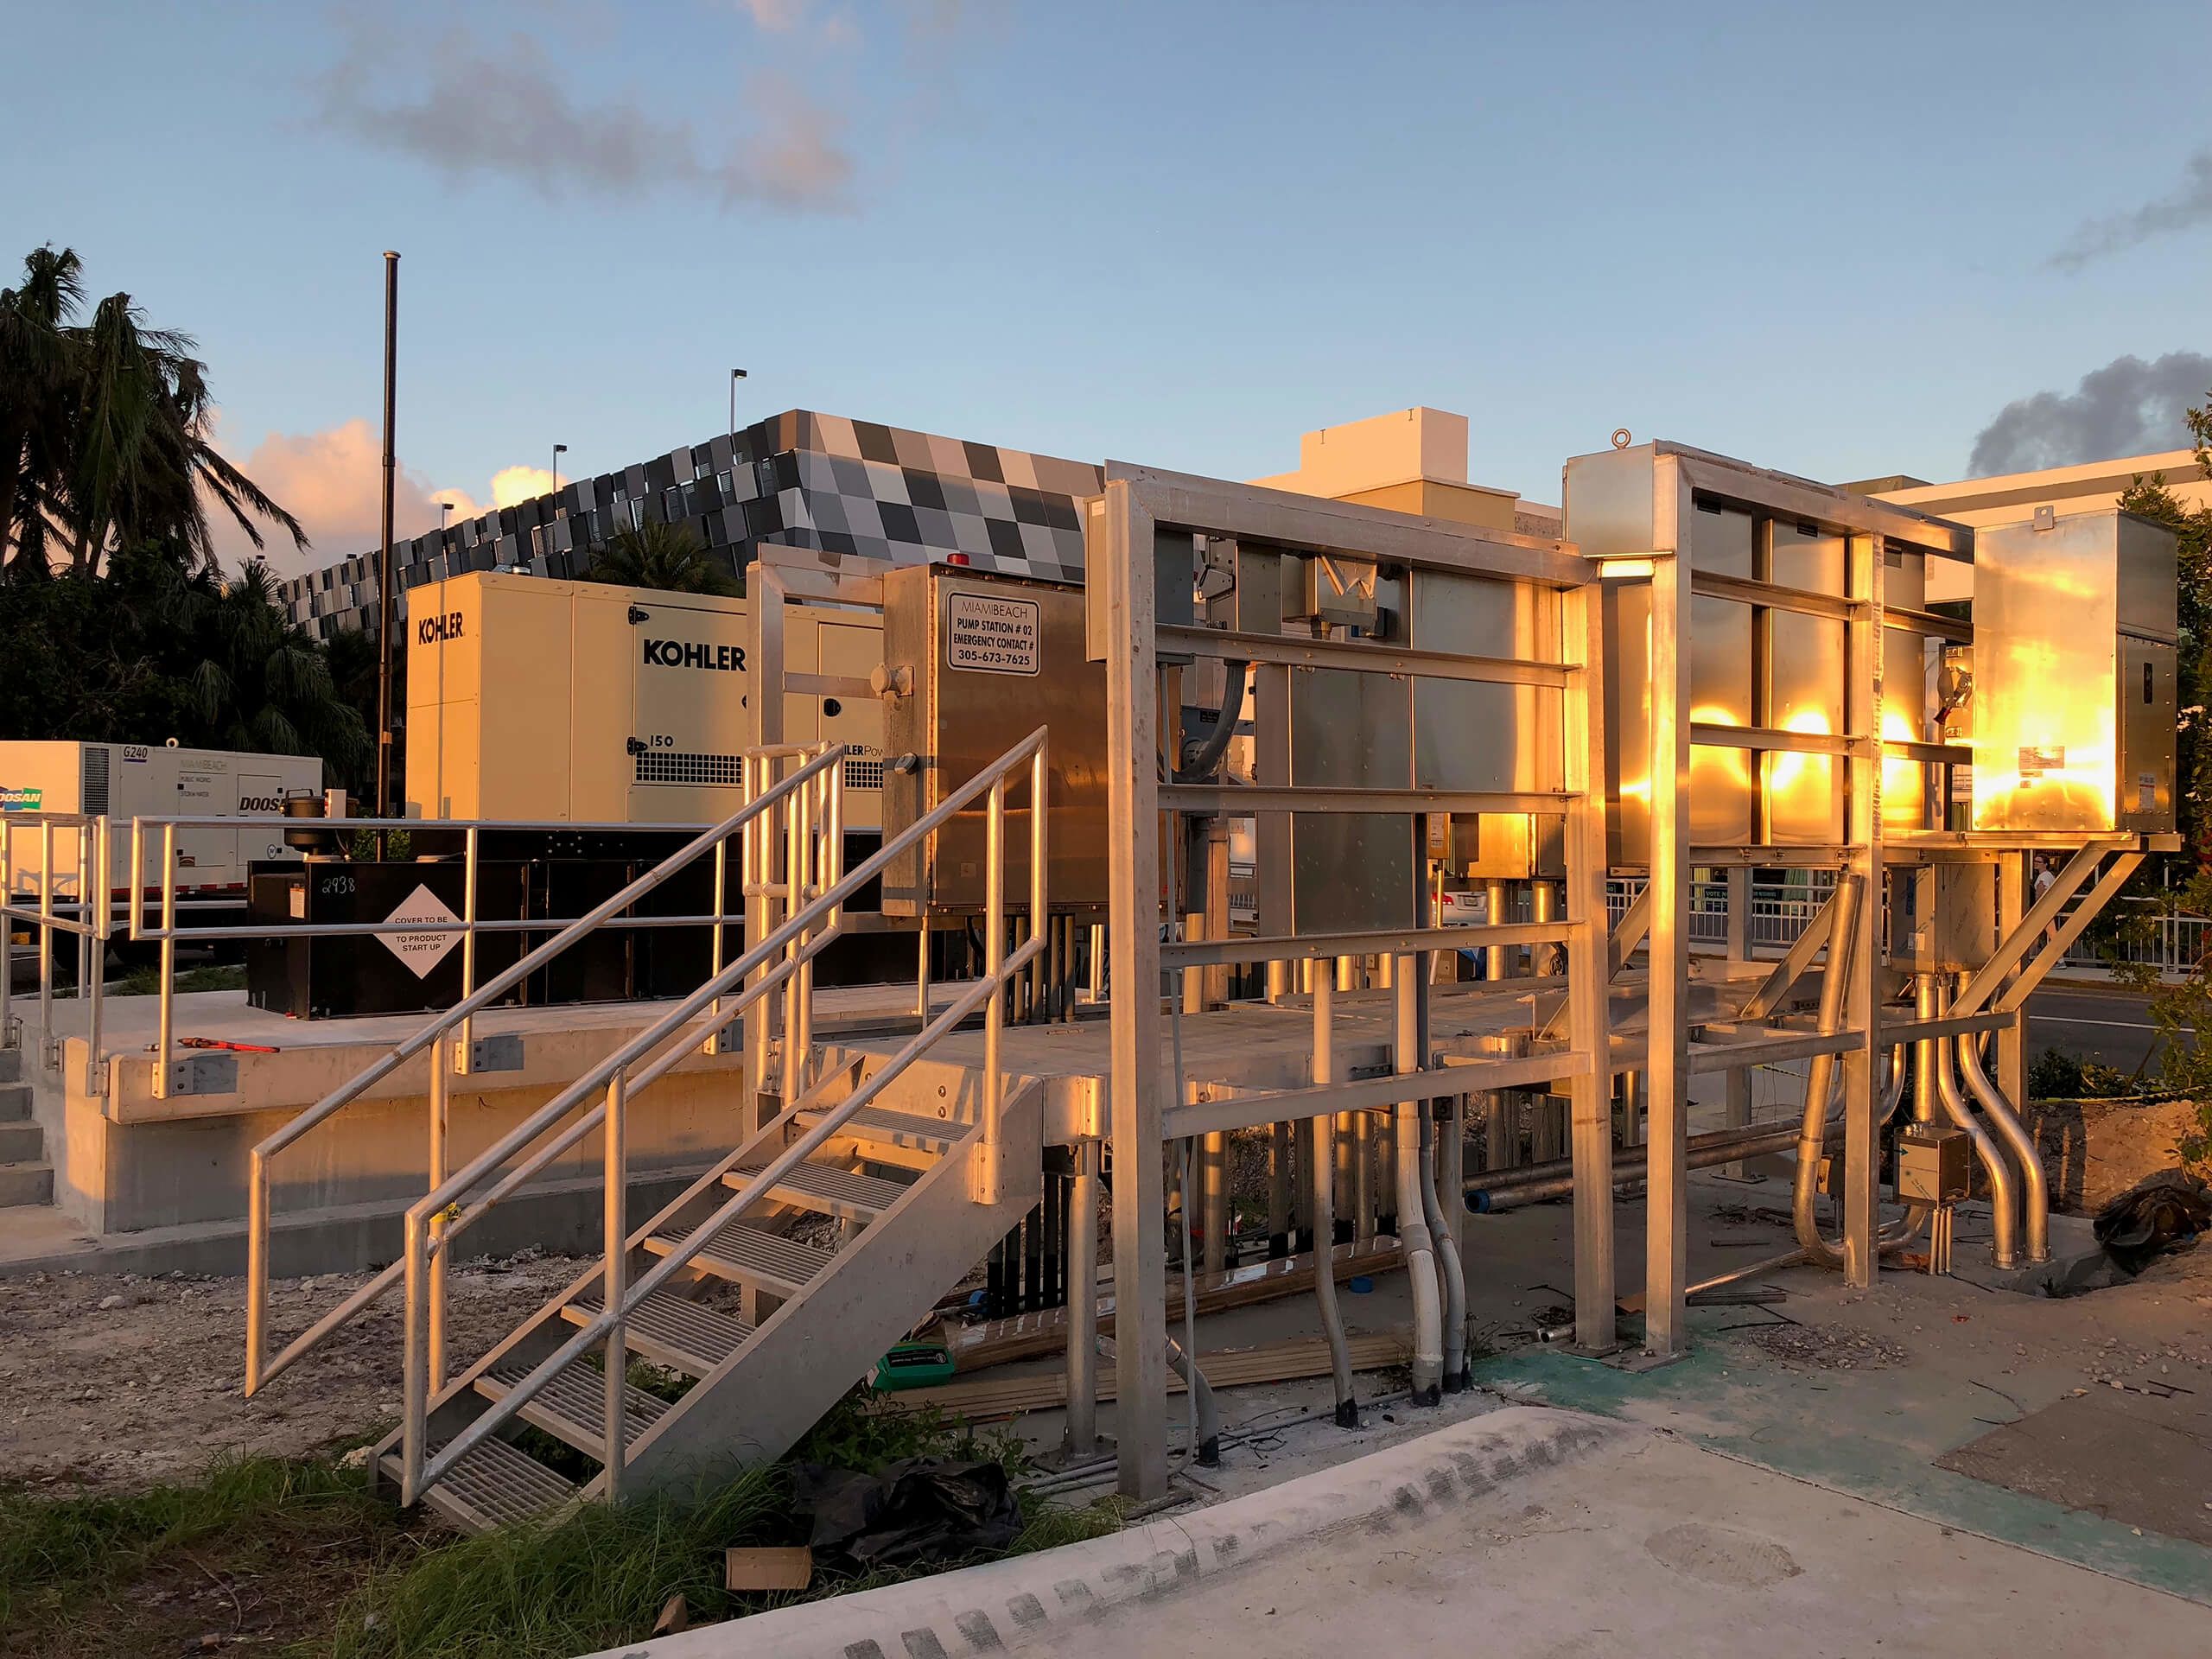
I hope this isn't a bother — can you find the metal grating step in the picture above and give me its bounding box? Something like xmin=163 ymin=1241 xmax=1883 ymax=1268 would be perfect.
xmin=560 ymin=1290 xmax=753 ymax=1377
xmin=384 ymin=1436 xmax=576 ymax=1535
xmin=724 ymin=1156 xmax=908 ymax=1223
xmin=643 ymin=1218 xmax=834 ymax=1300
xmin=797 ymin=1103 xmax=966 ymax=1155
xmin=475 ymin=1358 xmax=672 ymax=1460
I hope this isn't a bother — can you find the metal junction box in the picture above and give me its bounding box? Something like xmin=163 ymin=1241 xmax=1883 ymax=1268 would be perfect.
xmin=880 ymin=565 xmax=1109 ymax=915
xmin=1969 ymin=512 xmax=2177 ymax=833
xmin=1897 ymin=1124 xmax=1972 ymax=1205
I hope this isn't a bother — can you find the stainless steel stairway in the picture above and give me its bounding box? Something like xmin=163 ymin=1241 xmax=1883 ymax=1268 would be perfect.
xmin=374 ymin=1052 xmax=1044 ymax=1533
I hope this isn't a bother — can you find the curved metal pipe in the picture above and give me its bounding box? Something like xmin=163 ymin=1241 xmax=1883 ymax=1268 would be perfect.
xmin=1310 ymin=976 xmax=1357 ymax=1425
xmin=1418 ymin=1105 xmax=1468 ymax=1389
xmin=1175 ymin=661 xmax=1249 ymax=782
xmin=1932 ymin=1013 xmax=2019 ymax=1269
xmin=1792 ymin=876 xmax=1861 ymax=1268
xmin=1395 ymin=964 xmax=1445 ymax=1404
xmin=1956 ymin=1030 xmax=2049 ymax=1264
xmin=1397 ymin=1100 xmax=1446 ymax=1402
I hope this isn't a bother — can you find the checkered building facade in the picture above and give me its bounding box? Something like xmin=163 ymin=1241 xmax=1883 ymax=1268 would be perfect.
xmin=276 ymin=410 xmax=1103 ymax=638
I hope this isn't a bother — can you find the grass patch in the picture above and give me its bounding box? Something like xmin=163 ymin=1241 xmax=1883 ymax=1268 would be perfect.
xmin=110 ymin=962 xmax=245 ymax=997
xmin=0 ymin=1452 xmax=413 ymax=1657
xmin=327 ymin=1389 xmax=1116 ymax=1658
xmin=0 ymin=1391 xmax=1120 ymax=1659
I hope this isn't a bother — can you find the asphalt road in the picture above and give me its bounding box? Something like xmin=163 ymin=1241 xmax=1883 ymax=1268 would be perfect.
xmin=2026 ymin=983 xmax=2188 ymax=1081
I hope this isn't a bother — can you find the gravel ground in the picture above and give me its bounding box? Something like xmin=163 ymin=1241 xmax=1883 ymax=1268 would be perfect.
xmin=1743 ymin=1321 xmax=1912 ymax=1370
xmin=0 ymin=1249 xmax=589 ymax=1491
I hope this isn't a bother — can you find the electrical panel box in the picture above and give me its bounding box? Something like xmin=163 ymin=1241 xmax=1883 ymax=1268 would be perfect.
xmin=405 ymin=572 xmax=883 ymax=830
xmin=0 ymin=741 xmax=321 ymax=900
xmin=1969 ymin=512 xmax=2177 ymax=833
xmin=1897 ymin=1124 xmax=1972 ymax=1205
xmin=880 ymin=565 xmax=1110 ymax=915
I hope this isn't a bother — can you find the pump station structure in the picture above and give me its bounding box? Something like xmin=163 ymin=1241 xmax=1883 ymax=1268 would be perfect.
xmin=0 ymin=433 xmax=2176 ymax=1524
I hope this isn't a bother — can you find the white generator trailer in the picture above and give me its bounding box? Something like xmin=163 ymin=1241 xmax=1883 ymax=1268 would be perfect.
xmin=0 ymin=740 xmax=322 ymax=912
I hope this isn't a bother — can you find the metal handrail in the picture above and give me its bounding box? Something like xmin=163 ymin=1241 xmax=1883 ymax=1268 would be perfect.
xmin=0 ymin=813 xmax=111 ymax=1089
xmin=397 ymin=726 xmax=1049 ymax=1505
xmin=243 ymin=746 xmax=847 ymax=1395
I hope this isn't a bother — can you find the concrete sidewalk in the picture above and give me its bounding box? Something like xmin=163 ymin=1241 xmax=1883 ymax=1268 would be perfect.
xmin=586 ymin=1407 xmax=2209 ymax=1659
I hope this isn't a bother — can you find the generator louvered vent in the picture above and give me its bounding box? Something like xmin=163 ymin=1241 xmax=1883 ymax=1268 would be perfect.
xmin=842 ymin=757 xmax=885 ymax=791
xmin=634 ymin=750 xmax=742 ymax=785
xmin=80 ymin=747 xmax=111 ymax=815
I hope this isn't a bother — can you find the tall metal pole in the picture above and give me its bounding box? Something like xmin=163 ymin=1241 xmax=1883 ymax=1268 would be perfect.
xmin=376 ymin=251 xmax=400 ymax=822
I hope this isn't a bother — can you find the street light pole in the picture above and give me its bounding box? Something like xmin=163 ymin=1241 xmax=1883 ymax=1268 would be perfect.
xmin=552 ymin=442 xmax=567 ymax=501
xmin=729 ymin=367 xmax=747 ymax=449
xmin=376 ymin=251 xmax=400 ymax=826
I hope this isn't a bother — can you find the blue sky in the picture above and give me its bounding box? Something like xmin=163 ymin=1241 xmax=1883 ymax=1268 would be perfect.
xmin=8 ymin=1 xmax=2210 ymax=572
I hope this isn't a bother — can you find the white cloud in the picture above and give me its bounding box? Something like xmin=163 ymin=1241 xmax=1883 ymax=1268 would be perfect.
xmin=315 ymin=25 xmax=855 ymax=213
xmin=1967 ymin=352 xmax=2212 ymax=475
xmin=2051 ymin=149 xmax=2212 ymax=270
xmin=203 ymin=416 xmax=490 ymax=579
xmin=490 ymin=465 xmax=556 ymax=508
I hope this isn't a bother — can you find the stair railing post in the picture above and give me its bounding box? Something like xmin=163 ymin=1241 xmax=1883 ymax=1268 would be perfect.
xmin=37 ymin=819 xmax=54 ymax=1057
xmin=154 ymin=824 xmax=175 ymax=1100
xmin=0 ymin=815 xmax=13 ymax=1045
xmin=1029 ymin=735 xmax=1048 ymax=1009
xmin=602 ymin=1066 xmax=628 ymax=1504
xmin=455 ymin=826 xmax=480 ymax=1075
xmin=245 ymin=1148 xmax=269 ymax=1394
xmin=427 ymin=1030 xmax=450 ymax=1392
xmin=975 ymin=772 xmax=1007 ymax=1205
xmin=401 ymin=1206 xmax=429 ymax=1505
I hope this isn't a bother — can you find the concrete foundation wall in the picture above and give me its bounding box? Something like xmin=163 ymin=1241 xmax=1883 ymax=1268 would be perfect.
xmin=29 ymin=1001 xmax=751 ymax=1244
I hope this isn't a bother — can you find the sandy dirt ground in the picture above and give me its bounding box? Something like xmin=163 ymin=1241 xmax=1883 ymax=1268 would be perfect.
xmin=0 ymin=1249 xmax=590 ymax=1490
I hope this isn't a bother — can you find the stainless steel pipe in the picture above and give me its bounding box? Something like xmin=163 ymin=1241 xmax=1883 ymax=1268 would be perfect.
xmin=1956 ymin=1031 xmax=2049 ymax=1264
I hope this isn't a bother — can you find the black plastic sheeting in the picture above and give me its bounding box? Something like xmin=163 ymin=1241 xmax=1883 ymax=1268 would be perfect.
xmin=2094 ymin=1172 xmax=2211 ymax=1275
xmin=791 ymin=1458 xmax=1022 ymax=1571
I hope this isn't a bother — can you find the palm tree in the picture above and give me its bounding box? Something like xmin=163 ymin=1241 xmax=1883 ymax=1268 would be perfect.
xmin=185 ymin=558 xmax=373 ymax=779
xmin=0 ymin=246 xmax=82 ymax=575
xmin=0 ymin=245 xmax=305 ymax=577
xmin=585 ymin=518 xmax=741 ymax=595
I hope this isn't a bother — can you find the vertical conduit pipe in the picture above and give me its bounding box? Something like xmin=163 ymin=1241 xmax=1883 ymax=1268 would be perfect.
xmin=1418 ymin=1102 xmax=1468 ymax=1389
xmin=1392 ymin=960 xmax=1444 ymax=1403
xmin=1792 ymin=875 xmax=1861 ymax=1268
xmin=1310 ymin=975 xmax=1357 ymax=1425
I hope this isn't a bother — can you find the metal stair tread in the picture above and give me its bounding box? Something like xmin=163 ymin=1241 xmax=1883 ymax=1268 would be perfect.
xmin=642 ymin=1217 xmax=836 ymax=1296
xmin=560 ymin=1290 xmax=753 ymax=1376
xmin=724 ymin=1156 xmax=908 ymax=1219
xmin=382 ymin=1436 xmax=575 ymax=1533
xmin=798 ymin=1103 xmax=968 ymax=1151
xmin=475 ymin=1358 xmax=672 ymax=1457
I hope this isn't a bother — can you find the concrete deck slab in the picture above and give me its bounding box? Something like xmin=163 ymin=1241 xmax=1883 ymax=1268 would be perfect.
xmin=594 ymin=1406 xmax=2209 ymax=1659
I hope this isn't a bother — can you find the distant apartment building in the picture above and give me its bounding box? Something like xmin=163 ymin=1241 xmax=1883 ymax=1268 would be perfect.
xmin=276 ymin=410 xmax=1103 ymax=639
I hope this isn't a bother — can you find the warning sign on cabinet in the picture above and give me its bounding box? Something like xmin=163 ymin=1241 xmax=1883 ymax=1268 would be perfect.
xmin=379 ymin=885 xmax=462 ymax=978
xmin=946 ymin=594 xmax=1040 ymax=676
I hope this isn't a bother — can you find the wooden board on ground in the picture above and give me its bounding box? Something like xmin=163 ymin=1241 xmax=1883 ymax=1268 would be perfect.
xmin=936 ymin=1236 xmax=1405 ymax=1373
xmin=878 ymin=1330 xmax=1410 ymax=1420
xmin=727 ymin=1546 xmax=814 ymax=1592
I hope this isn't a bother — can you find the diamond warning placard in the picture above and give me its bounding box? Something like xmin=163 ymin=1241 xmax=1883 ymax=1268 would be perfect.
xmin=379 ymin=884 xmax=461 ymax=978
xmin=946 ymin=593 xmax=1040 ymax=676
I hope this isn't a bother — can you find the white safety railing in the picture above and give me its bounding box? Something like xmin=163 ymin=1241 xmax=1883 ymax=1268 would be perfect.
xmin=1605 ymin=874 xmax=2208 ymax=979
xmin=240 ymin=750 xmax=847 ymax=1398
xmin=0 ymin=812 xmax=111 ymax=1089
xmin=392 ymin=726 xmax=1048 ymax=1506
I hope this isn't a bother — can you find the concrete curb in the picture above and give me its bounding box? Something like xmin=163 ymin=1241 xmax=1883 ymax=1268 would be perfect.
xmin=583 ymin=1405 xmax=1624 ymax=1659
